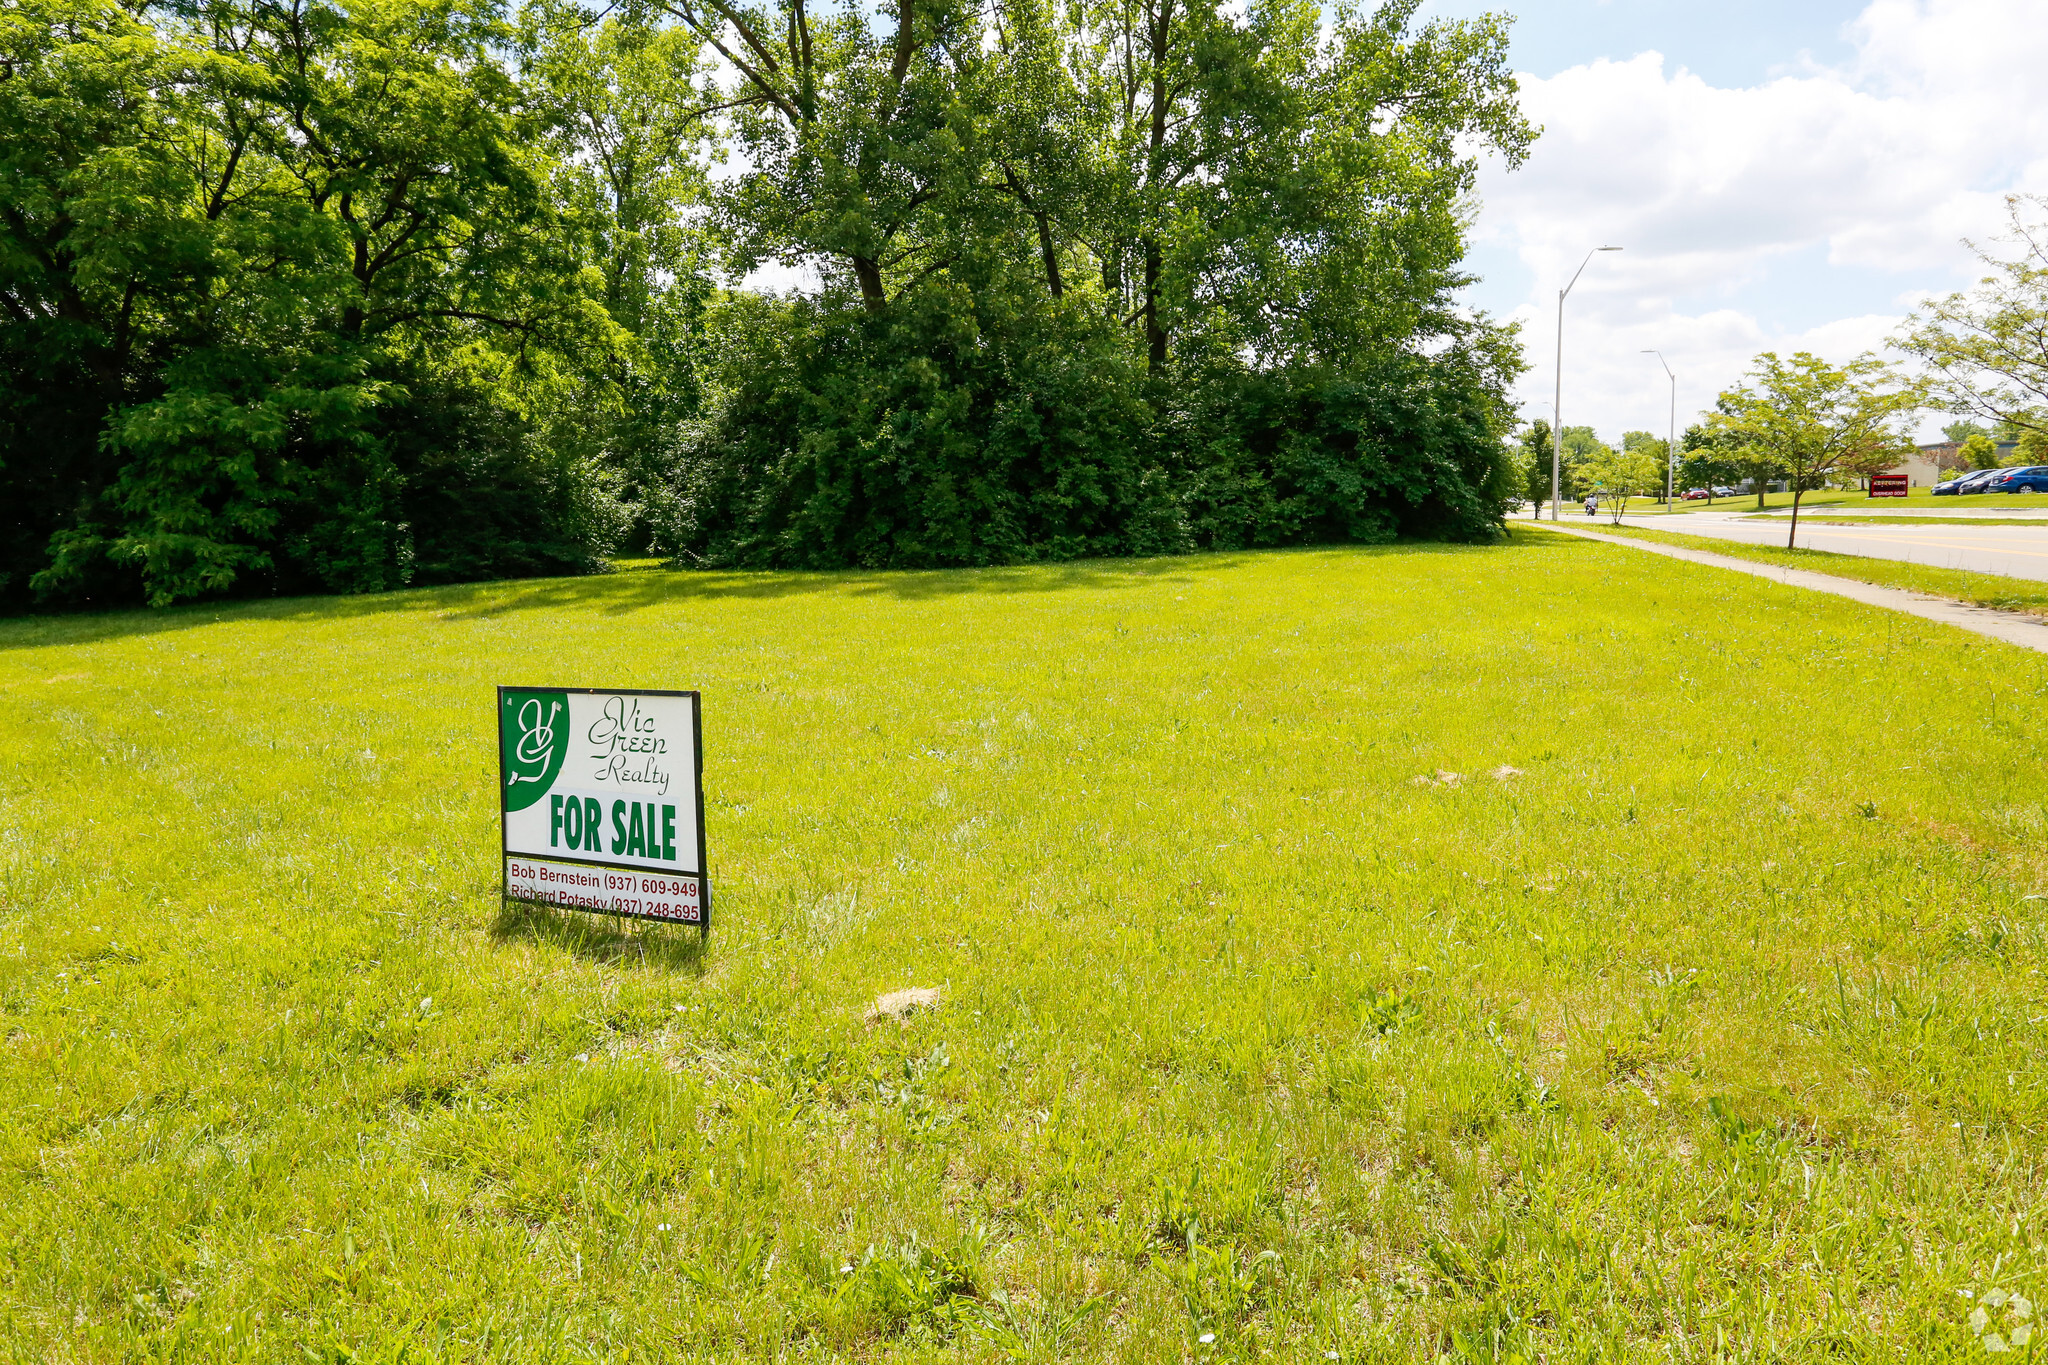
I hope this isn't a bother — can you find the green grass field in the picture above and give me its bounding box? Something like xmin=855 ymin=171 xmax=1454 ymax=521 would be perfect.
xmin=7 ymin=538 xmax=2048 ymax=1362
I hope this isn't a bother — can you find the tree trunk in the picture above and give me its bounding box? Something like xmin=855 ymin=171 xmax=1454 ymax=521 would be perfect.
xmin=1141 ymin=0 xmax=1171 ymax=373
xmin=1034 ymin=212 xmax=1063 ymax=298
xmin=1786 ymin=483 xmax=1802 ymax=550
xmin=850 ymin=255 xmax=886 ymax=312
xmin=1142 ymin=234 xmax=1165 ymax=371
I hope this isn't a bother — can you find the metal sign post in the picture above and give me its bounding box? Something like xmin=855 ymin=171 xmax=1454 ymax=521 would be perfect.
xmin=497 ymin=687 xmax=709 ymax=936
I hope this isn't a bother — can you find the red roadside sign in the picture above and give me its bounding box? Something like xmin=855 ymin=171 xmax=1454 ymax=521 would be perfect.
xmin=1869 ymin=474 xmax=1909 ymax=498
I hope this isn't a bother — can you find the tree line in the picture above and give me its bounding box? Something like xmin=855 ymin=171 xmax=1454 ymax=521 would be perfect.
xmin=1 ymin=0 xmax=1533 ymax=611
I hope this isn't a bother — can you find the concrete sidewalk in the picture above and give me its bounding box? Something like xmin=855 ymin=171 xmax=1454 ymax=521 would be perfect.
xmin=1538 ymin=521 xmax=2048 ymax=656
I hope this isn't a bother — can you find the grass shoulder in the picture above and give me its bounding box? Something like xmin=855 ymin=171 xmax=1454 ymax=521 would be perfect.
xmin=1613 ymin=489 xmax=2038 ymax=516
xmin=1552 ymin=518 xmax=2048 ymax=617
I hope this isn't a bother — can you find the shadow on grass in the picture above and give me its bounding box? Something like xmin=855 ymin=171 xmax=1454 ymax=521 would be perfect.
xmin=0 ymin=537 xmax=1574 ymax=652
xmin=492 ymin=897 xmax=709 ymax=976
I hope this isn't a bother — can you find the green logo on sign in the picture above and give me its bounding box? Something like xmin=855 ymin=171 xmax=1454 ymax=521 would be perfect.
xmin=502 ymin=690 xmax=569 ymax=811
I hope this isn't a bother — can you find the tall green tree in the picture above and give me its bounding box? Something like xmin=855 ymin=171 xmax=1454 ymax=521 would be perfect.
xmin=3 ymin=0 xmax=632 ymax=608
xmin=648 ymin=0 xmax=989 ymax=312
xmin=650 ymin=0 xmax=1529 ymax=364
xmin=1551 ymin=424 xmax=1605 ymax=504
xmin=518 ymin=0 xmax=719 ymax=543
xmin=652 ymin=0 xmax=1534 ymax=566
xmin=0 ymin=0 xmax=206 ymax=600
xmin=1689 ymin=396 xmax=1787 ymax=510
xmin=1068 ymin=0 xmax=1530 ymax=371
xmin=1675 ymin=423 xmax=1738 ymax=504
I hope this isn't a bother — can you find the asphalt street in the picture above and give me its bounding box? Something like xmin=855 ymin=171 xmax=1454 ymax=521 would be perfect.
xmin=1534 ymin=507 xmax=2048 ymax=583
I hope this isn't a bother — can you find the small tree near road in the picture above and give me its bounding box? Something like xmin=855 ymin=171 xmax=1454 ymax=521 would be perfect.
xmin=1582 ymin=441 xmax=1664 ymax=523
xmin=1515 ymin=420 xmax=1553 ymax=516
xmin=1698 ymin=395 xmax=1789 ymax=509
xmin=1840 ymin=426 xmax=1923 ymax=489
xmin=1710 ymin=352 xmax=1920 ymax=547
xmin=1959 ymin=432 xmax=1999 ymax=473
xmin=1677 ymin=423 xmax=1741 ymax=504
xmin=1621 ymin=430 xmax=1671 ymax=503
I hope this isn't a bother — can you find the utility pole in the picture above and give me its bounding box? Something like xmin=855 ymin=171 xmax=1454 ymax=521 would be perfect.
xmin=1553 ymin=247 xmax=1623 ymax=520
xmin=1644 ymin=350 xmax=1675 ymax=510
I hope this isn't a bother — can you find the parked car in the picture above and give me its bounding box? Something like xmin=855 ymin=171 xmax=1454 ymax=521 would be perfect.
xmin=1682 ymin=488 xmax=1710 ymax=500
xmin=1933 ymin=468 xmax=1998 ymax=495
xmin=1712 ymin=485 xmax=1736 ymax=497
xmin=1987 ymin=466 xmax=2048 ymax=494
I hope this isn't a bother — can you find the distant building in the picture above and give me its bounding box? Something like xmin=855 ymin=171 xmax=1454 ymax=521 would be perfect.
xmin=1902 ymin=439 xmax=2021 ymax=485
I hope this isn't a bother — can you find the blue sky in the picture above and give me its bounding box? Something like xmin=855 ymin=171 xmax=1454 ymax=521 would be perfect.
xmin=1414 ymin=0 xmax=2048 ymax=441
xmin=1424 ymin=0 xmax=1867 ymax=87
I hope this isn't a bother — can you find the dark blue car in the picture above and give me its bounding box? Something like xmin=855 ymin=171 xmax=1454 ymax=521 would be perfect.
xmin=1987 ymin=466 xmax=2048 ymax=494
xmin=1934 ymin=468 xmax=2001 ymax=494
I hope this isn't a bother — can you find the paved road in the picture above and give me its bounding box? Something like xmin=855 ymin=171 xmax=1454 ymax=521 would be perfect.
xmin=1535 ymin=508 xmax=2048 ymax=583
xmin=1749 ymin=505 xmax=2048 ymax=519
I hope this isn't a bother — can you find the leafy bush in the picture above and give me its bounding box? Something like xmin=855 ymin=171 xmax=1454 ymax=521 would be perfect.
xmin=31 ymin=351 xmax=626 ymax=609
xmin=1165 ymin=356 xmax=1520 ymax=550
xmin=654 ymin=288 xmax=1178 ymax=569
xmin=657 ymin=294 xmax=1516 ymax=570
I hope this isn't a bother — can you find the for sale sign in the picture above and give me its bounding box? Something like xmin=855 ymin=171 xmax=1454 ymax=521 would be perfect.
xmin=1870 ymin=473 xmax=1909 ymax=497
xmin=497 ymin=687 xmax=708 ymax=927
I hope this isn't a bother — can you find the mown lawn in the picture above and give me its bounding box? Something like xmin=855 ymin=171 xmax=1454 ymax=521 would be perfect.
xmin=5 ymin=536 xmax=2048 ymax=1362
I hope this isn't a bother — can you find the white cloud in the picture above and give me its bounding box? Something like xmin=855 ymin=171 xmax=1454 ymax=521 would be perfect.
xmin=1471 ymin=0 xmax=2048 ymax=441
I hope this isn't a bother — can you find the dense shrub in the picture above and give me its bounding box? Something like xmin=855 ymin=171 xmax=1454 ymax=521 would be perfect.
xmin=30 ymin=352 xmax=626 ymax=610
xmin=1166 ymin=357 xmax=1522 ymax=551
xmin=657 ymin=294 xmax=1517 ymax=570
xmin=654 ymin=288 xmax=1183 ymax=569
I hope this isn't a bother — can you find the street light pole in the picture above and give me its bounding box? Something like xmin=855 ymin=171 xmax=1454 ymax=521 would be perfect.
xmin=1644 ymin=350 xmax=1675 ymax=510
xmin=1552 ymin=246 xmax=1623 ymax=520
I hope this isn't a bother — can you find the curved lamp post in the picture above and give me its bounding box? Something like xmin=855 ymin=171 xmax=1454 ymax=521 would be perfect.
xmin=1643 ymin=349 xmax=1675 ymax=509
xmin=1552 ymin=246 xmax=1623 ymax=520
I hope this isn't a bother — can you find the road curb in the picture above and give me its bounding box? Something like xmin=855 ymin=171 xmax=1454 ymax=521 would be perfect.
xmin=1532 ymin=521 xmax=2048 ymax=656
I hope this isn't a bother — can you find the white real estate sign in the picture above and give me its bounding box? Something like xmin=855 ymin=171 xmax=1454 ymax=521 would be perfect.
xmin=497 ymin=686 xmax=708 ymax=926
